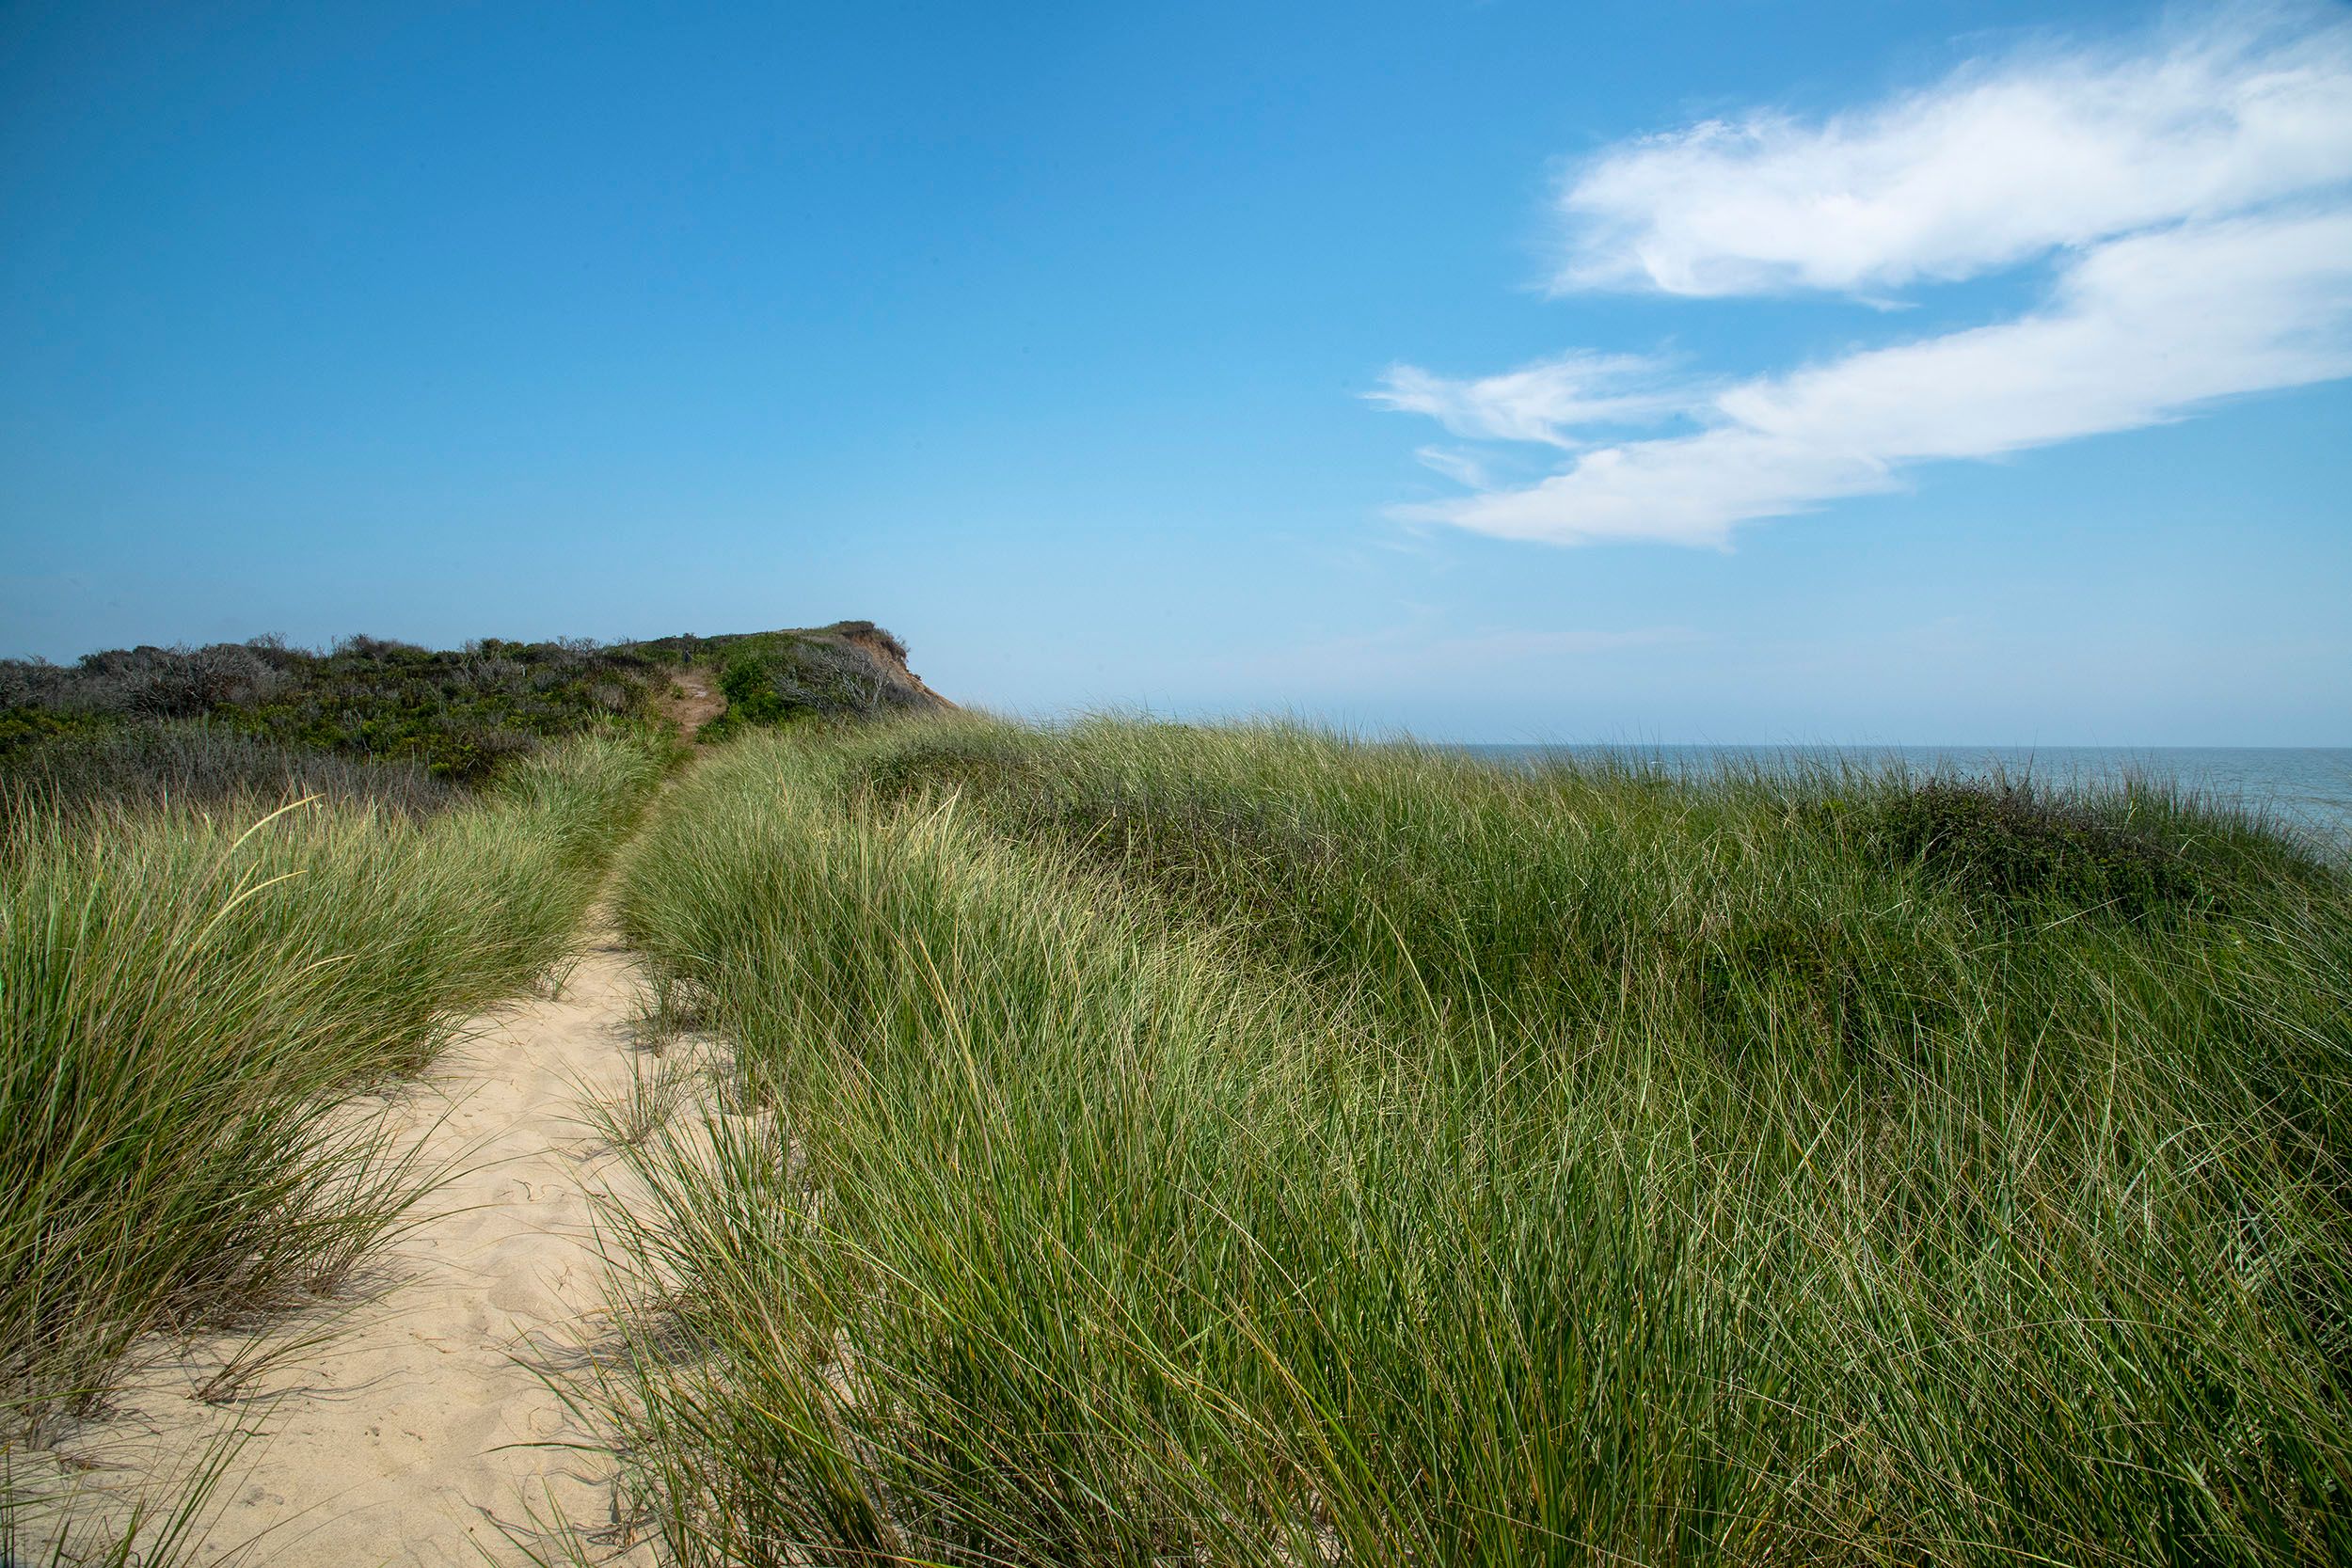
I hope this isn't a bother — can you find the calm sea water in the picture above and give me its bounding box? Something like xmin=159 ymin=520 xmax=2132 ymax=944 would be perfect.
xmin=1460 ymin=745 xmax=2352 ymax=855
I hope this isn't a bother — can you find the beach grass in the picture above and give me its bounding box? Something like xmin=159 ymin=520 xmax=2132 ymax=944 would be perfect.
xmin=596 ymin=715 xmax=2351 ymax=1565
xmin=0 ymin=732 xmax=664 ymax=1446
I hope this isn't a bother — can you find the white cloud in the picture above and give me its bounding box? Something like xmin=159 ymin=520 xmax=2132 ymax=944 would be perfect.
xmin=1411 ymin=446 xmax=1494 ymax=488
xmin=1557 ymin=5 xmax=2352 ymax=296
xmin=1380 ymin=4 xmax=2352 ymax=546
xmin=1369 ymin=352 xmax=1693 ymax=446
xmin=1412 ymin=209 xmax=2352 ymax=546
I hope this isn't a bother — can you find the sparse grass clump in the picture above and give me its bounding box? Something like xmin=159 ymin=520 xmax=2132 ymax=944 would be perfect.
xmin=598 ymin=717 xmax=2352 ymax=1566
xmin=0 ymin=735 xmax=663 ymax=1438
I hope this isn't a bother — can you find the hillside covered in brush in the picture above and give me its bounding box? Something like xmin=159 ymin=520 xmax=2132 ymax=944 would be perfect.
xmin=0 ymin=619 xmax=946 ymax=810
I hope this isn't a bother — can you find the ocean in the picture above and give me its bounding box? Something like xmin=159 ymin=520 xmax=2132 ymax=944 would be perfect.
xmin=1459 ymin=745 xmax=2352 ymax=855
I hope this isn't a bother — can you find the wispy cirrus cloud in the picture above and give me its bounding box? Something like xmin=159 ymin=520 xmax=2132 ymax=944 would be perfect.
xmin=1368 ymin=351 xmax=1696 ymax=447
xmin=1378 ymin=4 xmax=2352 ymax=547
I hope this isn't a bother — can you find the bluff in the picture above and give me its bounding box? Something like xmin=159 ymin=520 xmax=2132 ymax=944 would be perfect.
xmin=628 ymin=620 xmax=952 ymax=732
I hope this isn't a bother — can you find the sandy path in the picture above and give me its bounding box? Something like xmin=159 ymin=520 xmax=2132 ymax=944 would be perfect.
xmin=656 ymin=672 xmax=723 ymax=741
xmin=23 ymin=911 xmax=665 ymax=1567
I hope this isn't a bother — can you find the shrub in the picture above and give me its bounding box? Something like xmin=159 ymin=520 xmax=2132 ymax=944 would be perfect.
xmin=3 ymin=623 xmax=934 ymax=784
xmin=699 ymin=628 xmax=938 ymax=740
xmin=712 ymin=639 xmax=805 ymax=730
xmin=1849 ymin=776 xmax=2202 ymax=913
xmin=0 ymin=635 xmax=674 ymax=775
xmin=0 ymin=721 xmax=456 ymax=826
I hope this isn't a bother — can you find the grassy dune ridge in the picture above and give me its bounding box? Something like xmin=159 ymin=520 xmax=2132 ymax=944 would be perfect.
xmin=604 ymin=717 xmax=2350 ymax=1565
xmin=0 ymin=733 xmax=666 ymax=1439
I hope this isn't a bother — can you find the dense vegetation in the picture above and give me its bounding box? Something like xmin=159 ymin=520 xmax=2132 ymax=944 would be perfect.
xmin=601 ymin=716 xmax=2351 ymax=1567
xmin=698 ymin=625 xmax=946 ymax=739
xmin=0 ymin=619 xmax=937 ymax=789
xmin=0 ymin=721 xmax=461 ymax=826
xmin=0 ymin=635 xmax=672 ymax=784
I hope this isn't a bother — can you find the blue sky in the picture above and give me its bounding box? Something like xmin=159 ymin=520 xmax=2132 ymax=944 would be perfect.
xmin=3 ymin=0 xmax=2346 ymax=742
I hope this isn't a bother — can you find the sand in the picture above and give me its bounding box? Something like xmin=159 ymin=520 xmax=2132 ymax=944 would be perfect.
xmin=17 ymin=911 xmax=668 ymax=1567
xmin=654 ymin=672 xmax=724 ymax=741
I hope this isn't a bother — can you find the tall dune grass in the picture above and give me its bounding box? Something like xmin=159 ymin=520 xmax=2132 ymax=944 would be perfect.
xmin=599 ymin=718 xmax=2351 ymax=1565
xmin=0 ymin=734 xmax=663 ymax=1439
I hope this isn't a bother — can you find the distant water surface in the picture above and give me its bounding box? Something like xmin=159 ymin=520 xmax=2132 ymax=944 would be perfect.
xmin=1459 ymin=745 xmax=2352 ymax=855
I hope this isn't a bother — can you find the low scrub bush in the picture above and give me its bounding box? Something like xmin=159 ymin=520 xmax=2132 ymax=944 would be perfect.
xmin=5 ymin=621 xmax=930 ymax=783
xmin=0 ymin=635 xmax=671 ymax=783
xmin=0 ymin=721 xmax=457 ymax=827
xmin=698 ymin=627 xmax=938 ymax=740
xmin=1840 ymin=776 xmax=2202 ymax=912
xmin=596 ymin=720 xmax=2352 ymax=1566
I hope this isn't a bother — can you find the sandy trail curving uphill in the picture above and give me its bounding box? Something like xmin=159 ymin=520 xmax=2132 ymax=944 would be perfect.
xmin=22 ymin=910 xmax=666 ymax=1567
xmin=655 ymin=672 xmax=724 ymax=743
